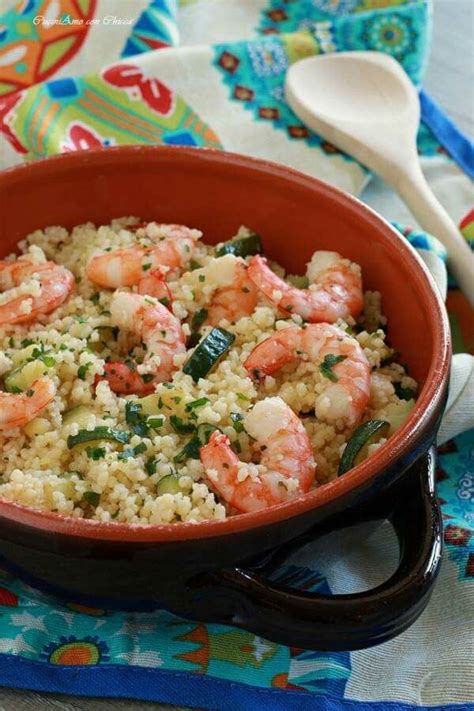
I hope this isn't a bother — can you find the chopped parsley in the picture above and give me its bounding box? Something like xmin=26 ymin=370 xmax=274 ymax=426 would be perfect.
xmin=319 ymin=354 xmax=347 ymax=382
xmin=145 ymin=457 xmax=157 ymax=475
xmin=118 ymin=442 xmax=147 ymax=461
xmin=77 ymin=363 xmax=92 ymax=380
xmin=230 ymin=412 xmax=245 ymax=433
xmin=394 ymin=383 xmax=417 ymax=401
xmin=125 ymin=401 xmax=150 ymax=436
xmin=147 ymin=416 xmax=164 ymax=429
xmin=190 ymin=308 xmax=208 ymax=333
xmin=170 ymin=415 xmax=195 ymax=434
xmin=83 ymin=491 xmax=100 ymax=506
xmin=185 ymin=397 xmax=210 ymax=412
xmin=29 ymin=343 xmax=56 ymax=368
xmin=85 ymin=447 xmax=106 ymax=461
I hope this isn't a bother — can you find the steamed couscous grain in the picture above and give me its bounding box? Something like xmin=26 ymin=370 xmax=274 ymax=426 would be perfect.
xmin=0 ymin=220 xmax=418 ymax=523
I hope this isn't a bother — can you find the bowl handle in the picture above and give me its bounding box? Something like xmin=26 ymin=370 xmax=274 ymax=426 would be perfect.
xmin=193 ymin=447 xmax=442 ymax=651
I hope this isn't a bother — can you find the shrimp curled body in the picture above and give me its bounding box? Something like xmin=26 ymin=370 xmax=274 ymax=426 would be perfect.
xmin=99 ymin=292 xmax=185 ymax=394
xmin=244 ymin=324 xmax=370 ymax=428
xmin=0 ymin=258 xmax=74 ymax=326
xmin=207 ymin=259 xmax=258 ymax=326
xmin=0 ymin=378 xmax=56 ymax=430
xmin=247 ymin=251 xmax=363 ymax=323
xmin=200 ymin=397 xmax=315 ymax=513
xmin=86 ymin=224 xmax=198 ymax=290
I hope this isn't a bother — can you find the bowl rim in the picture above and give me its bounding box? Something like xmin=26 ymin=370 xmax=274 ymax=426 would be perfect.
xmin=0 ymin=145 xmax=451 ymax=541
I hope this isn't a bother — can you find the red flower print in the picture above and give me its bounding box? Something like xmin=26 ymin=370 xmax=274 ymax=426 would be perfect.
xmin=0 ymin=586 xmax=18 ymax=607
xmin=103 ymin=63 xmax=173 ymax=116
xmin=218 ymin=51 xmax=240 ymax=74
xmin=61 ymin=122 xmax=106 ymax=152
xmin=0 ymin=93 xmax=27 ymax=153
xmin=444 ymin=524 xmax=471 ymax=547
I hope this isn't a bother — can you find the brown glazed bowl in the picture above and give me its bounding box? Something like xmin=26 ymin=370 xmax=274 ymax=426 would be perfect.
xmin=0 ymin=146 xmax=450 ymax=651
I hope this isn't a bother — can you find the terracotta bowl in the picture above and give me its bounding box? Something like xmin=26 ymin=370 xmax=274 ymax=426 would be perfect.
xmin=0 ymin=146 xmax=450 ymax=650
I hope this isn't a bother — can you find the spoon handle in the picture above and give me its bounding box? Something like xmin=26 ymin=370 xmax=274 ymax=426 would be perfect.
xmin=396 ymin=164 xmax=474 ymax=306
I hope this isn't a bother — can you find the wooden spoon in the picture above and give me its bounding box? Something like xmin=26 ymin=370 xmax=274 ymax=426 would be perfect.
xmin=285 ymin=51 xmax=474 ymax=305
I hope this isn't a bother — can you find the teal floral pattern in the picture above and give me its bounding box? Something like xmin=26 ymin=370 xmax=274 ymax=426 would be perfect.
xmin=259 ymin=0 xmax=419 ymax=32
xmin=359 ymin=13 xmax=417 ymax=56
xmin=212 ymin=0 xmax=442 ymax=162
xmin=0 ymin=562 xmax=350 ymax=693
xmin=437 ymin=431 xmax=474 ymax=580
xmin=214 ymin=35 xmax=355 ymax=159
xmin=330 ymin=2 xmax=430 ymax=84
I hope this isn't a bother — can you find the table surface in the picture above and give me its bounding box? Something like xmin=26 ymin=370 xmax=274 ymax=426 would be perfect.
xmin=1 ymin=0 xmax=472 ymax=709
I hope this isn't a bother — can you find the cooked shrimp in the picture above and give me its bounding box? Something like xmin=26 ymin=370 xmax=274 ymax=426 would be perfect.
xmin=207 ymin=260 xmax=258 ymax=326
xmin=0 ymin=259 xmax=74 ymax=326
xmin=0 ymin=378 xmax=55 ymax=430
xmin=137 ymin=267 xmax=173 ymax=303
xmin=98 ymin=292 xmax=185 ymax=394
xmin=244 ymin=323 xmax=370 ymax=428
xmin=247 ymin=251 xmax=363 ymax=323
xmin=200 ymin=397 xmax=315 ymax=512
xmin=86 ymin=224 xmax=198 ymax=289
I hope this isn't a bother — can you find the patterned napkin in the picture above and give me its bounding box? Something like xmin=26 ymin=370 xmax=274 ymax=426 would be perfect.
xmin=0 ymin=1 xmax=473 ymax=709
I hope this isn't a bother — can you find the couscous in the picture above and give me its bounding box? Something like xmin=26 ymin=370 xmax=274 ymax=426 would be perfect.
xmin=0 ymin=220 xmax=417 ymax=524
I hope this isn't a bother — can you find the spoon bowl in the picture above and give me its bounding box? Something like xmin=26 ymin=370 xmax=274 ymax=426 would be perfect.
xmin=285 ymin=51 xmax=474 ymax=305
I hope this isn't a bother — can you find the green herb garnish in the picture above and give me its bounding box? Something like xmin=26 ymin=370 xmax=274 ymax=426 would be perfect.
xmin=83 ymin=491 xmax=101 ymax=506
xmin=77 ymin=363 xmax=92 ymax=380
xmin=185 ymin=397 xmax=210 ymax=412
xmin=394 ymin=382 xmax=417 ymax=401
xmin=170 ymin=415 xmax=196 ymax=434
xmin=85 ymin=447 xmax=106 ymax=461
xmin=319 ymin=354 xmax=347 ymax=382
xmin=145 ymin=457 xmax=157 ymax=475
xmin=230 ymin=412 xmax=245 ymax=433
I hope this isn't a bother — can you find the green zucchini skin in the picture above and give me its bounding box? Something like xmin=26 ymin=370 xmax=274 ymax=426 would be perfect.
xmin=67 ymin=426 xmax=131 ymax=449
xmin=216 ymin=233 xmax=262 ymax=259
xmin=183 ymin=327 xmax=235 ymax=383
xmin=338 ymin=420 xmax=389 ymax=475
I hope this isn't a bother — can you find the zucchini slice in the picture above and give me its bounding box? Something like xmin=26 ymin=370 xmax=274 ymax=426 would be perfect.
xmin=62 ymin=405 xmax=93 ymax=428
xmin=67 ymin=426 xmax=130 ymax=450
xmin=135 ymin=394 xmax=161 ymax=416
xmin=4 ymin=360 xmax=49 ymax=392
xmin=196 ymin=423 xmax=219 ymax=446
xmin=183 ymin=327 xmax=235 ymax=383
xmin=156 ymin=473 xmax=181 ymax=496
xmin=215 ymin=232 xmax=262 ymax=259
xmin=338 ymin=420 xmax=389 ymax=475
